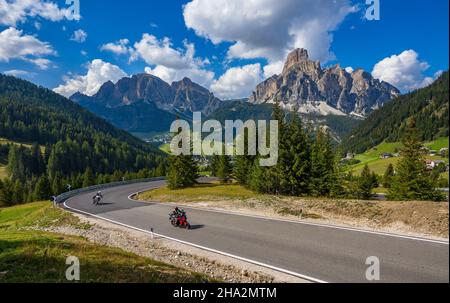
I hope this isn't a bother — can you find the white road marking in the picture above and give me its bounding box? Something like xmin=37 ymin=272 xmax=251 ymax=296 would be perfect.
xmin=63 ymin=197 xmax=326 ymax=283
xmin=128 ymin=187 xmax=449 ymax=246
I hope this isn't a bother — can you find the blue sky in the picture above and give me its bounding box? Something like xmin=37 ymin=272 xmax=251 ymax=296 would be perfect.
xmin=0 ymin=0 xmax=448 ymax=99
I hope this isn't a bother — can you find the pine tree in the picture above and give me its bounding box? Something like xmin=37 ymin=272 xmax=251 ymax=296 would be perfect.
xmin=12 ymin=179 xmax=24 ymax=204
xmin=155 ymin=162 xmax=166 ymax=177
xmin=210 ymin=155 xmax=220 ymax=177
xmin=234 ymin=155 xmax=252 ymax=186
xmin=0 ymin=179 xmax=13 ymax=206
xmin=310 ymin=128 xmax=339 ymax=197
xmin=167 ymin=155 xmax=198 ymax=189
xmin=279 ymin=114 xmax=312 ymax=196
xmin=383 ymin=164 xmax=395 ymax=188
xmin=251 ymin=101 xmax=285 ymax=194
xmin=234 ymin=128 xmax=255 ymax=186
xmin=217 ymin=156 xmax=232 ymax=184
xmin=7 ymin=145 xmax=25 ymax=182
xmin=51 ymin=172 xmax=65 ymax=195
xmin=0 ymin=179 xmax=5 ymax=207
xmin=34 ymin=175 xmax=52 ymax=201
xmin=388 ymin=119 xmax=444 ymax=201
xmin=357 ymin=164 xmax=375 ymax=199
xmin=82 ymin=167 xmax=95 ymax=188
xmin=167 ymin=117 xmax=199 ymax=190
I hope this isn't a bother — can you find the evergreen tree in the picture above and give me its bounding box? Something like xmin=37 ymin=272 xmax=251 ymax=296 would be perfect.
xmin=82 ymin=167 xmax=95 ymax=188
xmin=357 ymin=164 xmax=375 ymax=199
xmin=210 ymin=154 xmax=220 ymax=177
xmin=217 ymin=156 xmax=232 ymax=184
xmin=7 ymin=145 xmax=25 ymax=182
xmin=279 ymin=114 xmax=312 ymax=196
xmin=51 ymin=172 xmax=65 ymax=195
xmin=155 ymin=162 xmax=166 ymax=177
xmin=250 ymin=101 xmax=285 ymax=194
xmin=310 ymin=129 xmax=339 ymax=197
xmin=11 ymin=179 xmax=24 ymax=204
xmin=0 ymin=179 xmax=5 ymax=206
xmin=167 ymin=154 xmax=198 ymax=189
xmin=30 ymin=143 xmax=44 ymax=175
xmin=383 ymin=164 xmax=395 ymax=188
xmin=34 ymin=175 xmax=52 ymax=201
xmin=388 ymin=119 xmax=444 ymax=201
xmin=234 ymin=128 xmax=255 ymax=186
xmin=234 ymin=155 xmax=252 ymax=186
xmin=0 ymin=179 xmax=13 ymax=206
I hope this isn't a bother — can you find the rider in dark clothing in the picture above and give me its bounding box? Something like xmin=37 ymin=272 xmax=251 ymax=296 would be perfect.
xmin=172 ymin=207 xmax=184 ymax=218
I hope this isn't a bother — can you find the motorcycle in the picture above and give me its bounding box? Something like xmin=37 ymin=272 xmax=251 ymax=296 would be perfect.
xmin=93 ymin=195 xmax=102 ymax=205
xmin=169 ymin=212 xmax=191 ymax=229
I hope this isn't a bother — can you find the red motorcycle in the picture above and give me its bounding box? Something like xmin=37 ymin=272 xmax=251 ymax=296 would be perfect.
xmin=169 ymin=211 xmax=191 ymax=229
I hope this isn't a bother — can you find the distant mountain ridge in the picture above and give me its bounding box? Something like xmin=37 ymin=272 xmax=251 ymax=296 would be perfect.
xmin=71 ymin=74 xmax=222 ymax=115
xmin=70 ymin=74 xmax=224 ymax=134
xmin=249 ymin=48 xmax=400 ymax=117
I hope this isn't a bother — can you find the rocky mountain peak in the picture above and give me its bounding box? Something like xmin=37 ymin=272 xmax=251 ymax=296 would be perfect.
xmin=250 ymin=49 xmax=400 ymax=117
xmin=282 ymin=48 xmax=322 ymax=79
xmin=71 ymin=74 xmax=222 ymax=116
xmin=284 ymin=48 xmax=309 ymax=69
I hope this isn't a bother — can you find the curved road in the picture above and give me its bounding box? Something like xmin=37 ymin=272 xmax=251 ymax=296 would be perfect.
xmin=64 ymin=180 xmax=449 ymax=283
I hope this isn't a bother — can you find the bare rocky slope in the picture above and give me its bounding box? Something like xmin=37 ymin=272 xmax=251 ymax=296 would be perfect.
xmin=249 ymin=48 xmax=400 ymax=117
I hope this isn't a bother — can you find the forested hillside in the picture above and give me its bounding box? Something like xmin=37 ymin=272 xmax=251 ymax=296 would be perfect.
xmin=0 ymin=74 xmax=166 ymax=205
xmin=343 ymin=72 xmax=449 ymax=154
xmin=210 ymin=100 xmax=361 ymax=139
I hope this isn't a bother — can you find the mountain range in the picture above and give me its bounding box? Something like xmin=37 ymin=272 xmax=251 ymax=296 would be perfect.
xmin=71 ymin=75 xmax=224 ymax=133
xmin=249 ymin=48 xmax=400 ymax=117
xmin=70 ymin=48 xmax=401 ymax=138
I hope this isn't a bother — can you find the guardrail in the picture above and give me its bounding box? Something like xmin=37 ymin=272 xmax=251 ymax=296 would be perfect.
xmin=55 ymin=177 xmax=166 ymax=204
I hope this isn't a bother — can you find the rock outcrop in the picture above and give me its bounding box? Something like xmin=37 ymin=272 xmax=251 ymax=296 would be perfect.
xmin=71 ymin=73 xmax=222 ymax=116
xmin=249 ymin=48 xmax=400 ymax=116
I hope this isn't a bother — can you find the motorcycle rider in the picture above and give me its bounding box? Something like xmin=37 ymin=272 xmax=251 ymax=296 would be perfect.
xmin=92 ymin=191 xmax=103 ymax=205
xmin=172 ymin=207 xmax=186 ymax=222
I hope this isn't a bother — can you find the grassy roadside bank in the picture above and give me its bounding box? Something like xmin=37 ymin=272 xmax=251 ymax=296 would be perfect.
xmin=137 ymin=184 xmax=449 ymax=238
xmin=0 ymin=202 xmax=213 ymax=283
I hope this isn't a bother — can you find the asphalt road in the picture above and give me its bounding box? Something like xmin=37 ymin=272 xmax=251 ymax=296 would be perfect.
xmin=64 ymin=180 xmax=449 ymax=283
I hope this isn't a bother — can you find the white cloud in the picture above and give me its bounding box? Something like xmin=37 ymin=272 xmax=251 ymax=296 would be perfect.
xmin=345 ymin=66 xmax=354 ymax=73
xmin=132 ymin=34 xmax=207 ymax=69
xmin=0 ymin=0 xmax=78 ymax=26
xmin=372 ymin=50 xmax=438 ymax=92
xmin=71 ymin=29 xmax=87 ymax=43
xmin=0 ymin=27 xmax=55 ymax=69
xmin=263 ymin=61 xmax=284 ymax=78
xmin=100 ymin=39 xmax=131 ymax=55
xmin=144 ymin=65 xmax=214 ymax=87
xmin=211 ymin=63 xmax=263 ymax=99
xmin=3 ymin=69 xmax=33 ymax=77
xmin=101 ymin=33 xmax=215 ymax=86
xmin=53 ymin=59 xmax=128 ymax=97
xmin=183 ymin=0 xmax=356 ymax=69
